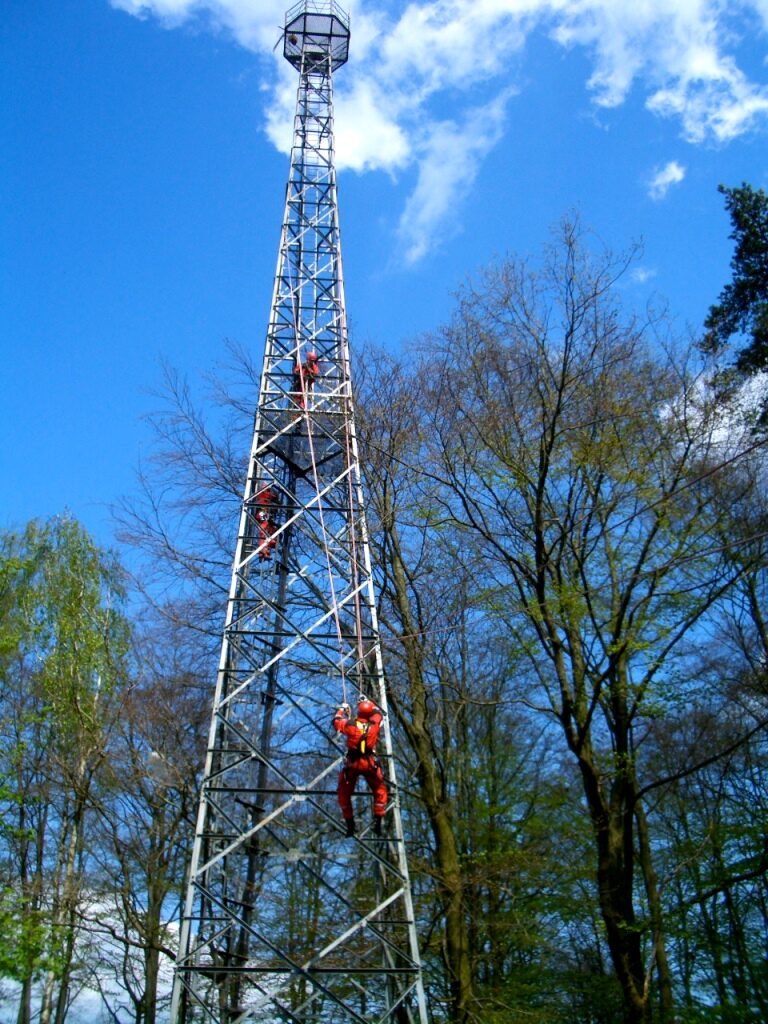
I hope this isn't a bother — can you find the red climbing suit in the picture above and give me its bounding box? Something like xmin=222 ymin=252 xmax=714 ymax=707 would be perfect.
xmin=333 ymin=699 xmax=388 ymax=821
xmin=292 ymin=351 xmax=320 ymax=409
xmin=255 ymin=487 xmax=277 ymax=559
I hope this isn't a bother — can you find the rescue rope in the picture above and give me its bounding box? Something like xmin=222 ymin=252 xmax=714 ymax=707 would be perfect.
xmin=286 ymin=252 xmax=355 ymax=709
xmin=341 ymin=348 xmax=368 ymax=697
xmin=299 ymin=364 xmax=350 ymax=706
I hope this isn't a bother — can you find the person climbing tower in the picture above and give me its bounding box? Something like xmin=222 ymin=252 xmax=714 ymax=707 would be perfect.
xmin=333 ymin=696 xmax=387 ymax=836
xmin=254 ymin=487 xmax=278 ymax=559
xmin=291 ymin=350 xmax=320 ymax=409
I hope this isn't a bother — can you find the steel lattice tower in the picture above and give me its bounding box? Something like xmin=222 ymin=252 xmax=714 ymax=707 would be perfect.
xmin=171 ymin=4 xmax=429 ymax=1023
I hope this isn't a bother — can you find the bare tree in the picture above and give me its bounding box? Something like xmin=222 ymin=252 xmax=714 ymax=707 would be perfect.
xmin=84 ymin=618 xmax=209 ymax=1024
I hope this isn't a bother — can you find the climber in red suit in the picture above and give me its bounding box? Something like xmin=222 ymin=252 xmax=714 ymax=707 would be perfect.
xmin=254 ymin=487 xmax=278 ymax=559
xmin=333 ymin=697 xmax=388 ymax=837
xmin=292 ymin=350 xmax=320 ymax=409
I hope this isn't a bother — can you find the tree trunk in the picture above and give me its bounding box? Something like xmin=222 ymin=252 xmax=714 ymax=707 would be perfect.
xmin=388 ymin=535 xmax=474 ymax=1022
xmin=144 ymin=943 xmax=160 ymax=1024
xmin=39 ymin=970 xmax=56 ymax=1024
xmin=53 ymin=804 xmax=84 ymax=1024
xmin=635 ymin=799 xmax=675 ymax=1020
xmin=15 ymin=979 xmax=32 ymax=1024
xmin=576 ymin=751 xmax=648 ymax=1024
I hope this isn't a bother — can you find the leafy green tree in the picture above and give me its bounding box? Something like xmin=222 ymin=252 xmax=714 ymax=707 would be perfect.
xmin=0 ymin=531 xmax=52 ymax=1017
xmin=704 ymin=183 xmax=768 ymax=381
xmin=357 ymin=346 xmax=623 ymax=1023
xmin=0 ymin=516 xmax=130 ymax=1024
xmin=413 ymin=220 xmax=762 ymax=1023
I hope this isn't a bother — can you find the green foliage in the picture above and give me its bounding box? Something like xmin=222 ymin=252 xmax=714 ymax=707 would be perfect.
xmin=1 ymin=514 xmax=130 ymax=735
xmin=0 ymin=514 xmax=131 ymax=990
xmin=704 ymin=182 xmax=768 ymax=380
xmin=0 ymin=539 xmax=40 ymax=667
xmin=0 ymin=887 xmax=61 ymax=981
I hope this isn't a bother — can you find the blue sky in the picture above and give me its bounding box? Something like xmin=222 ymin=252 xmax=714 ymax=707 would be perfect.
xmin=2 ymin=0 xmax=768 ymax=551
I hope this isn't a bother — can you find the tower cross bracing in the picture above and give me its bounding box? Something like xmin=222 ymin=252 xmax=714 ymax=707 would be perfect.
xmin=171 ymin=4 xmax=429 ymax=1023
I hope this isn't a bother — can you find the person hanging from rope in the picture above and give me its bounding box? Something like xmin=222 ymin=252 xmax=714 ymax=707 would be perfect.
xmin=254 ymin=486 xmax=278 ymax=559
xmin=291 ymin=350 xmax=320 ymax=409
xmin=333 ymin=695 xmax=388 ymax=837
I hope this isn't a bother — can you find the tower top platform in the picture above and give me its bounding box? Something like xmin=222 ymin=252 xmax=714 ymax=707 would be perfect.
xmin=283 ymin=1 xmax=350 ymax=71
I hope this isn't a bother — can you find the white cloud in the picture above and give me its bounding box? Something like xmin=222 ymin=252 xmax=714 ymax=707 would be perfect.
xmin=334 ymin=80 xmax=412 ymax=173
xmin=753 ymin=0 xmax=768 ymax=28
xmin=549 ymin=0 xmax=768 ymax=141
xmin=396 ymin=90 xmax=514 ymax=264
xmin=111 ymin=0 xmax=768 ymax=260
xmin=647 ymin=160 xmax=686 ymax=200
xmin=112 ymin=0 xmax=287 ymax=48
xmin=630 ymin=266 xmax=657 ymax=285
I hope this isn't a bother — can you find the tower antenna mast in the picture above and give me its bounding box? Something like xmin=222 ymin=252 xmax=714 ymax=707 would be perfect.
xmin=171 ymin=3 xmax=429 ymax=1021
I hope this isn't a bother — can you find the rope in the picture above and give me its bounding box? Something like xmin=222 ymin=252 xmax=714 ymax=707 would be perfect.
xmin=341 ymin=364 xmax=368 ymax=692
xmin=286 ymin=246 xmax=352 ymax=710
